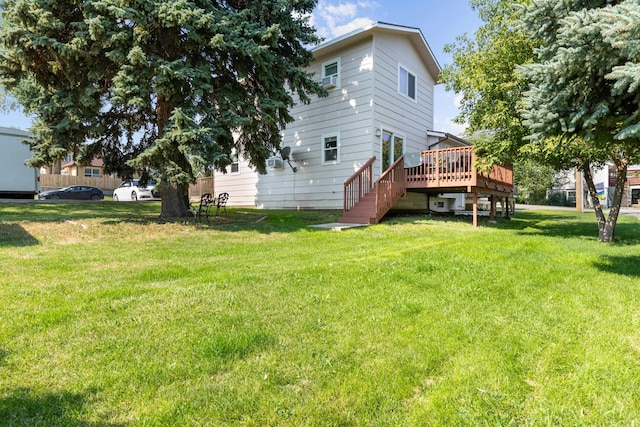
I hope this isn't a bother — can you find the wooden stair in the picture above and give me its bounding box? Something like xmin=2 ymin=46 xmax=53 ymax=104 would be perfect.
xmin=339 ymin=191 xmax=377 ymax=224
xmin=340 ymin=147 xmax=515 ymax=228
xmin=340 ymin=156 xmax=406 ymax=225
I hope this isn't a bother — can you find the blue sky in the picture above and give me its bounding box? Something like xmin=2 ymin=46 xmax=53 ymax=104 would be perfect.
xmin=0 ymin=0 xmax=481 ymax=135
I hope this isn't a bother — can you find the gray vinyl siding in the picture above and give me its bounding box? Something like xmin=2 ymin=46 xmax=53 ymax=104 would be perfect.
xmin=372 ymin=33 xmax=436 ymax=176
xmin=212 ymin=160 xmax=259 ymax=207
xmin=214 ymin=26 xmax=438 ymax=210
xmin=254 ymin=38 xmax=377 ymax=209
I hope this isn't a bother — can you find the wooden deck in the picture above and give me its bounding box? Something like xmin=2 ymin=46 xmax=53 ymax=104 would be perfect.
xmin=340 ymin=146 xmax=514 ymax=225
xmin=405 ymin=146 xmax=513 ymax=195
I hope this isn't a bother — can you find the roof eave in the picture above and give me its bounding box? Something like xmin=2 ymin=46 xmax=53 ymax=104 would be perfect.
xmin=311 ymin=21 xmax=441 ymax=81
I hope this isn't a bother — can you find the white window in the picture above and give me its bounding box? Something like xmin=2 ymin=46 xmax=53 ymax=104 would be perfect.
xmin=84 ymin=168 xmax=100 ymax=178
xmin=229 ymin=153 xmax=239 ymax=174
xmin=398 ymin=64 xmax=417 ymax=101
xmin=321 ymin=58 xmax=340 ymax=89
xmin=322 ymin=132 xmax=340 ymax=164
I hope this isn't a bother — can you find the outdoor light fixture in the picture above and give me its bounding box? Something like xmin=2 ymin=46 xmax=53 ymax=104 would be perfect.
xmin=375 ymin=128 xmax=381 ymax=137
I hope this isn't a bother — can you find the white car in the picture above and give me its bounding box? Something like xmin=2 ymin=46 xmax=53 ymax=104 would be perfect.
xmin=112 ymin=179 xmax=159 ymax=201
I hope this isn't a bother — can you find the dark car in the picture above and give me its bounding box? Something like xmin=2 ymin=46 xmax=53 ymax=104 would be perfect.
xmin=39 ymin=185 xmax=104 ymax=201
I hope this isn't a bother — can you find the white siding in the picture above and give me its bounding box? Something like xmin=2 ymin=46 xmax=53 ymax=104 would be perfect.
xmin=253 ymin=38 xmax=377 ymax=209
xmin=213 ymin=159 xmax=259 ymax=207
xmin=215 ymin=26 xmax=439 ymax=211
xmin=372 ymin=33 xmax=435 ymax=176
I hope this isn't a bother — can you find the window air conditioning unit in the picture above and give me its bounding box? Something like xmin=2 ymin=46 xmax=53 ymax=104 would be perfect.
xmin=321 ymin=75 xmax=338 ymax=89
xmin=267 ymin=157 xmax=284 ymax=170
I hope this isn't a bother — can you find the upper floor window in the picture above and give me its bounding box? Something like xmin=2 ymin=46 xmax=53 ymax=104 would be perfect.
xmin=64 ymin=153 xmax=73 ymax=162
xmin=322 ymin=132 xmax=340 ymax=164
xmin=321 ymin=58 xmax=340 ymax=89
xmin=229 ymin=153 xmax=239 ymax=174
xmin=398 ymin=65 xmax=416 ymax=101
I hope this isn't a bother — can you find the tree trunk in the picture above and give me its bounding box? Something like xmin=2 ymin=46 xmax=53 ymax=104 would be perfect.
xmin=581 ymin=155 xmax=628 ymax=243
xmin=600 ymin=153 xmax=629 ymax=242
xmin=582 ymin=165 xmax=608 ymax=241
xmin=156 ymin=94 xmax=191 ymax=218
xmin=160 ymin=182 xmax=191 ymax=218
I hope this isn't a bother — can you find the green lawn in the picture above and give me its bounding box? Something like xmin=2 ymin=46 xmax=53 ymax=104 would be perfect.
xmin=1 ymin=202 xmax=640 ymax=426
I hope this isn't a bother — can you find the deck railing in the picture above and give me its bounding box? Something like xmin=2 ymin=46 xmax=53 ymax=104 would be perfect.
xmin=342 ymin=147 xmax=513 ymax=223
xmin=344 ymin=156 xmax=376 ymax=211
xmin=405 ymin=146 xmax=513 ymax=191
xmin=481 ymin=163 xmax=514 ymax=189
xmin=406 ymin=146 xmax=475 ymax=187
xmin=375 ymin=156 xmax=406 ymax=221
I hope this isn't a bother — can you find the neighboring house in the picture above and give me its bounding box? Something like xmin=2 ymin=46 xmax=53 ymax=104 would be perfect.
xmin=40 ymin=154 xmax=107 ymax=178
xmin=38 ymin=154 xmax=124 ymax=193
xmin=215 ymin=22 xmax=513 ymax=225
xmin=547 ymin=169 xmax=577 ymax=206
xmin=550 ymin=164 xmax=640 ymax=208
xmin=60 ymin=155 xmax=105 ymax=178
xmin=627 ymin=166 xmax=640 ymax=206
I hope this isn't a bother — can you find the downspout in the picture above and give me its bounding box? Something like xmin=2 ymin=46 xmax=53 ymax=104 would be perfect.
xmin=371 ymin=34 xmax=378 ymax=176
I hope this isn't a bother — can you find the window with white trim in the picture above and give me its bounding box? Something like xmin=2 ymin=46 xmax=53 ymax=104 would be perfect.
xmin=398 ymin=65 xmax=416 ymax=101
xmin=322 ymin=132 xmax=340 ymax=164
xmin=229 ymin=153 xmax=239 ymax=174
xmin=321 ymin=58 xmax=341 ymax=89
xmin=381 ymin=129 xmax=405 ymax=171
xmin=84 ymin=167 xmax=100 ymax=178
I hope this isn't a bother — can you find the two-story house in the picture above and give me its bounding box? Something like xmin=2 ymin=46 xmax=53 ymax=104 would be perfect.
xmin=215 ymin=22 xmax=513 ymax=226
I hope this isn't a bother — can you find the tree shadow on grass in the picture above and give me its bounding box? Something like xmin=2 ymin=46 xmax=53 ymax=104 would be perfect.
xmin=0 ymin=223 xmax=39 ymax=247
xmin=592 ymin=255 xmax=640 ymax=277
xmin=1 ymin=201 xmax=342 ymax=234
xmin=0 ymin=201 xmax=161 ymax=224
xmin=0 ymin=387 xmax=124 ymax=426
xmin=0 ymin=347 xmax=8 ymax=366
xmin=496 ymin=211 xmax=640 ymax=245
xmin=176 ymin=209 xmax=343 ymax=234
xmin=383 ymin=210 xmax=640 ymax=244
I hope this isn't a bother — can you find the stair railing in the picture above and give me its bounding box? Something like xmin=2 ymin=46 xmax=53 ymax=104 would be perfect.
xmin=343 ymin=156 xmax=376 ymax=212
xmin=374 ymin=156 xmax=406 ymax=222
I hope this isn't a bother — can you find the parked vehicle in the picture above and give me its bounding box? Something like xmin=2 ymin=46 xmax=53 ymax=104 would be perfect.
xmin=39 ymin=185 xmax=104 ymax=201
xmin=112 ymin=179 xmax=158 ymax=201
xmin=0 ymin=127 xmax=40 ymax=199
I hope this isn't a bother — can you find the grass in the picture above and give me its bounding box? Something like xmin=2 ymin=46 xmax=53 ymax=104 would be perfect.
xmin=1 ymin=201 xmax=640 ymax=425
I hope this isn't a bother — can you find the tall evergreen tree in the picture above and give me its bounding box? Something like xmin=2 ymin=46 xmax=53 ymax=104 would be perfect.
xmin=0 ymin=0 xmax=325 ymax=217
xmin=519 ymin=0 xmax=640 ymax=242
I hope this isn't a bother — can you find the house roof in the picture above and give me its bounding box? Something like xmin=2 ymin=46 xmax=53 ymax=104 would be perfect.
xmin=426 ymin=130 xmax=471 ymax=148
xmin=61 ymin=158 xmax=104 ymax=169
xmin=311 ymin=21 xmax=441 ymax=82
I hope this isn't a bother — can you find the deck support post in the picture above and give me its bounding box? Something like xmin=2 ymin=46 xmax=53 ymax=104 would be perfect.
xmin=472 ymin=192 xmax=478 ymax=228
xmin=505 ymin=197 xmax=510 ymax=218
xmin=489 ymin=195 xmax=495 ymax=221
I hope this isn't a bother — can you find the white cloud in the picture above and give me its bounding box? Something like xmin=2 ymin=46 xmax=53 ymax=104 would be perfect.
xmin=324 ymin=3 xmax=358 ymax=19
xmin=313 ymin=0 xmax=379 ymax=39
xmin=454 ymin=93 xmax=463 ymax=109
xmin=434 ymin=115 xmax=468 ymax=137
xmin=331 ymin=17 xmax=375 ymax=37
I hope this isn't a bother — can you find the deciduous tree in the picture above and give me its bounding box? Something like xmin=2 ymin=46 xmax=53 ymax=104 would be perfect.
xmin=440 ymin=0 xmax=532 ymax=167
